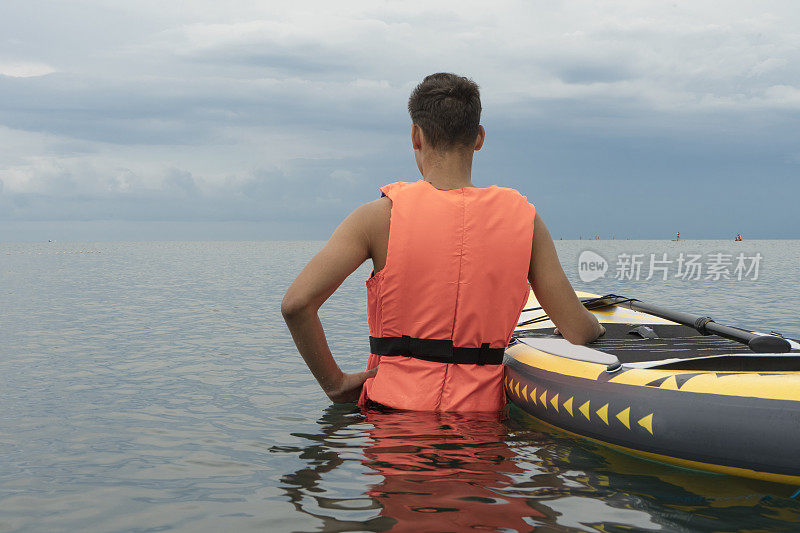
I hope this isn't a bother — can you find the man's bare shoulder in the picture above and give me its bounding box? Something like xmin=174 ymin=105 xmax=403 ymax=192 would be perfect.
xmin=345 ymin=198 xmax=391 ymax=257
xmin=351 ymin=197 xmax=391 ymax=226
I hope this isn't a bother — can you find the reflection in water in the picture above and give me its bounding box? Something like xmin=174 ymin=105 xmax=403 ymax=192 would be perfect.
xmin=361 ymin=407 xmax=545 ymax=532
xmin=507 ymin=410 xmax=800 ymax=531
xmin=278 ymin=405 xmax=548 ymax=531
xmin=278 ymin=404 xmax=800 ymax=532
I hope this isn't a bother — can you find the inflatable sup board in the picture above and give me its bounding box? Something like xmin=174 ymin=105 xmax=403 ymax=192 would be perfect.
xmin=504 ymin=291 xmax=800 ymax=485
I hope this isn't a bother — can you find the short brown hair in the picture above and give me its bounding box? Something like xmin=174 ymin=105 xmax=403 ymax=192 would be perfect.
xmin=408 ymin=73 xmax=481 ymax=150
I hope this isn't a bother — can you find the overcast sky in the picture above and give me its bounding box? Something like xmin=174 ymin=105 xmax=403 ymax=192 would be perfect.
xmin=1 ymin=0 xmax=799 ymax=241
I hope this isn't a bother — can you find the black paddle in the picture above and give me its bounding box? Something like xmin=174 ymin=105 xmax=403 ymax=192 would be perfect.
xmin=597 ymin=295 xmax=793 ymax=354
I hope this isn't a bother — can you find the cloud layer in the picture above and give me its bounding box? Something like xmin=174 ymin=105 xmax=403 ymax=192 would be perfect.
xmin=1 ymin=0 xmax=799 ymax=239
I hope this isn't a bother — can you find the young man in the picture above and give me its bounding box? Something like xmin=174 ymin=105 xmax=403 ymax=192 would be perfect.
xmin=282 ymin=73 xmax=604 ymax=411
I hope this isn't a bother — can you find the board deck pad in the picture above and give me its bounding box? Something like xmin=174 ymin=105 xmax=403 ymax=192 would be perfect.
xmin=515 ymin=323 xmax=755 ymax=363
xmin=514 ymin=291 xmax=799 ymax=370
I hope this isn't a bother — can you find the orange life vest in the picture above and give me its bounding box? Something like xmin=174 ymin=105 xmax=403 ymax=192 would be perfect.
xmin=358 ymin=180 xmax=535 ymax=411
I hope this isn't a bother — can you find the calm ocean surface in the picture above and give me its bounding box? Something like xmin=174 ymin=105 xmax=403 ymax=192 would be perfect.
xmin=1 ymin=240 xmax=799 ymax=532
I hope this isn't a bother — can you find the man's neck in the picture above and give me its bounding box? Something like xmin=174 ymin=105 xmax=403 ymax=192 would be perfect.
xmin=421 ymin=149 xmax=475 ymax=190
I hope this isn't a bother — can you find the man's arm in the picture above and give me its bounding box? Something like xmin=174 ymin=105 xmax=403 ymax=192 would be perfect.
xmin=281 ymin=201 xmax=382 ymax=403
xmin=529 ymin=212 xmax=605 ymax=344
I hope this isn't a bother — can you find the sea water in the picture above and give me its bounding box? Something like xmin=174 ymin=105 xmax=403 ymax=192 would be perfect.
xmin=1 ymin=240 xmax=799 ymax=532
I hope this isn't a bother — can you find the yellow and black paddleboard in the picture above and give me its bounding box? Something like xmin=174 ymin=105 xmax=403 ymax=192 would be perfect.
xmin=504 ymin=291 xmax=800 ymax=485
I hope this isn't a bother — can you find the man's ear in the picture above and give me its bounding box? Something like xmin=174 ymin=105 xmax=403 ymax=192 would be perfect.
xmin=411 ymin=124 xmax=423 ymax=150
xmin=474 ymin=125 xmax=485 ymax=151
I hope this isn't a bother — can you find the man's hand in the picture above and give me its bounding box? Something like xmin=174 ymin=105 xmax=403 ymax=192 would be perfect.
xmin=553 ymin=324 xmax=605 ymax=339
xmin=324 ymin=368 xmax=379 ymax=403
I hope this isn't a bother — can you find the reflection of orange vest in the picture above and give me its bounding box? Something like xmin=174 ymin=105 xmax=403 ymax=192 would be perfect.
xmin=358 ymin=180 xmax=535 ymax=411
xmin=361 ymin=409 xmax=542 ymax=531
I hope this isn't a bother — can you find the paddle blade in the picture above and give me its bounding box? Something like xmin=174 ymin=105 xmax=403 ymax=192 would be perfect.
xmin=748 ymin=335 xmax=792 ymax=353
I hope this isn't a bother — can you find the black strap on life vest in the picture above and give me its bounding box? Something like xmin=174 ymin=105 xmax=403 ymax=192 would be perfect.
xmin=369 ymin=335 xmax=505 ymax=365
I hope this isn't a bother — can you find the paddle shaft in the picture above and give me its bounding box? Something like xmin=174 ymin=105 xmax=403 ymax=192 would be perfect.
xmin=599 ymin=296 xmax=792 ymax=353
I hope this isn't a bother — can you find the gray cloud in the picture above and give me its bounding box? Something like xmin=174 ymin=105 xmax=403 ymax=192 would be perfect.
xmin=1 ymin=0 xmax=799 ymax=239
